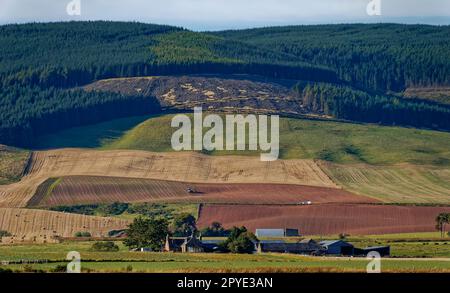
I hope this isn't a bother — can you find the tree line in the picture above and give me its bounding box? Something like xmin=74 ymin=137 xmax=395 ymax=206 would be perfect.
xmin=295 ymin=82 xmax=450 ymax=131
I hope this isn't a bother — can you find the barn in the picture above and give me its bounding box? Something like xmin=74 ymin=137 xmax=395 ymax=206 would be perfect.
xmin=255 ymin=228 xmax=299 ymax=238
xmin=319 ymin=240 xmax=354 ymax=256
xmin=256 ymin=239 xmax=324 ymax=255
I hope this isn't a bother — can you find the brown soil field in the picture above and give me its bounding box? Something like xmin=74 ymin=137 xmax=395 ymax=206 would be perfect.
xmin=27 ymin=175 xmax=374 ymax=207
xmin=0 ymin=208 xmax=129 ymax=243
xmin=83 ymin=75 xmax=305 ymax=116
xmin=0 ymin=149 xmax=337 ymax=208
xmin=197 ymin=204 xmax=450 ymax=235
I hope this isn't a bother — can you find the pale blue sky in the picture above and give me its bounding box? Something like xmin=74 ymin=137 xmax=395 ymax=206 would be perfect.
xmin=1 ymin=0 xmax=449 ymax=30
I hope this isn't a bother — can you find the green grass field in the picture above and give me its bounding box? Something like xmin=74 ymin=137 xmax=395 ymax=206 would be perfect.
xmin=0 ymin=241 xmax=449 ymax=273
xmin=33 ymin=114 xmax=450 ymax=166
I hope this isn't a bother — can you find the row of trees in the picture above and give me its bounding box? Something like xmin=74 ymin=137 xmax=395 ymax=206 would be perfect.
xmin=295 ymin=83 xmax=450 ymax=131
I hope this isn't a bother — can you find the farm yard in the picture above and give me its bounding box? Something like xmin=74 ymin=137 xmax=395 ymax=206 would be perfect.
xmin=197 ymin=204 xmax=450 ymax=235
xmin=0 ymin=208 xmax=129 ymax=242
xmin=27 ymin=175 xmax=375 ymax=207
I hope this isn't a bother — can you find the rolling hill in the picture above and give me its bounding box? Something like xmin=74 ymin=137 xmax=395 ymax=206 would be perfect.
xmin=25 ymin=113 xmax=450 ymax=204
xmin=2 ymin=22 xmax=450 ymax=147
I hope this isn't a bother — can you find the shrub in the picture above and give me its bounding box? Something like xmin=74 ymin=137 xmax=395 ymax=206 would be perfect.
xmin=51 ymin=264 xmax=67 ymax=273
xmin=74 ymin=231 xmax=92 ymax=238
xmin=222 ymin=226 xmax=258 ymax=254
xmin=0 ymin=268 xmax=13 ymax=273
xmin=0 ymin=230 xmax=12 ymax=237
xmin=90 ymin=241 xmax=119 ymax=252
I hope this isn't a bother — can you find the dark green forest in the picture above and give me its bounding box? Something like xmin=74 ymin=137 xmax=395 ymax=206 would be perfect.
xmin=216 ymin=24 xmax=450 ymax=92
xmin=296 ymin=82 xmax=450 ymax=130
xmin=1 ymin=21 xmax=450 ymax=147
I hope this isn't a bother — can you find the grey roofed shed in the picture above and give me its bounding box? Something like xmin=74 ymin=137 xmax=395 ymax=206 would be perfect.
xmin=319 ymin=240 xmax=354 ymax=256
xmin=255 ymin=228 xmax=300 ymax=238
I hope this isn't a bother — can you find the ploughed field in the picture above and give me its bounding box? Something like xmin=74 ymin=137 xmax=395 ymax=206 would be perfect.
xmin=197 ymin=204 xmax=450 ymax=235
xmin=27 ymin=175 xmax=375 ymax=207
xmin=0 ymin=208 xmax=129 ymax=243
xmin=0 ymin=149 xmax=337 ymax=208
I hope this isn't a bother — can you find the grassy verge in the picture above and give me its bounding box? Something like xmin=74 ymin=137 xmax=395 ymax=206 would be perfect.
xmin=0 ymin=241 xmax=449 ymax=273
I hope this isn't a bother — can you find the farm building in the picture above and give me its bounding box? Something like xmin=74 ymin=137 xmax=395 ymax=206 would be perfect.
xmin=319 ymin=240 xmax=354 ymax=256
xmin=201 ymin=239 xmax=227 ymax=252
xmin=164 ymin=235 xmax=204 ymax=253
xmin=255 ymin=228 xmax=299 ymax=238
xmin=257 ymin=239 xmax=324 ymax=255
xmin=354 ymin=246 xmax=390 ymax=257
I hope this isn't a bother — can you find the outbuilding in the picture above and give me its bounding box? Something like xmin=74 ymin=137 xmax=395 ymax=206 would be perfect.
xmin=319 ymin=240 xmax=354 ymax=256
xmin=255 ymin=228 xmax=299 ymax=238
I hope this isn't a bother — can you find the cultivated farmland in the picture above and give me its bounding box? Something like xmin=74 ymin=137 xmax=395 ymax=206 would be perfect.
xmin=197 ymin=204 xmax=450 ymax=235
xmin=0 ymin=149 xmax=337 ymax=208
xmin=0 ymin=208 xmax=129 ymax=242
xmin=321 ymin=162 xmax=450 ymax=204
xmin=27 ymin=175 xmax=374 ymax=207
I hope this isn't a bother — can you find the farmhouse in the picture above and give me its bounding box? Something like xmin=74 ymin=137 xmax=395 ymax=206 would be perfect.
xmin=255 ymin=228 xmax=299 ymax=238
xmin=164 ymin=235 xmax=204 ymax=253
xmin=319 ymin=240 xmax=354 ymax=256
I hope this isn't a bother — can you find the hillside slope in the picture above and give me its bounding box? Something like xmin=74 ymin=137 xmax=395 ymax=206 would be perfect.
xmin=95 ymin=114 xmax=450 ymax=166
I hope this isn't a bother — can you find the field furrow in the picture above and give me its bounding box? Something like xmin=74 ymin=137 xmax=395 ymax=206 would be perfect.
xmin=0 ymin=149 xmax=338 ymax=208
xmin=0 ymin=208 xmax=129 ymax=243
xmin=197 ymin=204 xmax=450 ymax=235
xmin=27 ymin=175 xmax=373 ymax=207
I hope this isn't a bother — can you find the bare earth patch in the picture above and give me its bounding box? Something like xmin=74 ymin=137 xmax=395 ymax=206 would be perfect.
xmin=198 ymin=204 xmax=450 ymax=235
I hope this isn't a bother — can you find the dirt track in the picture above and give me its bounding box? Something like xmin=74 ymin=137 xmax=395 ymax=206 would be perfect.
xmin=0 ymin=149 xmax=338 ymax=208
xmin=28 ymin=175 xmax=374 ymax=207
xmin=197 ymin=204 xmax=450 ymax=235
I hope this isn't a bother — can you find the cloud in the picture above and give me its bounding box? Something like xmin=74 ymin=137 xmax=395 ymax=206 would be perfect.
xmin=1 ymin=0 xmax=449 ymax=30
